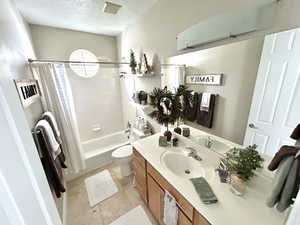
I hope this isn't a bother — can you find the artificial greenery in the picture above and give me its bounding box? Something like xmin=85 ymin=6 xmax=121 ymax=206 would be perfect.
xmin=129 ymin=49 xmax=137 ymax=73
xmin=224 ymin=144 xmax=264 ymax=181
xmin=175 ymin=85 xmax=193 ymax=121
xmin=149 ymin=87 xmax=181 ymax=128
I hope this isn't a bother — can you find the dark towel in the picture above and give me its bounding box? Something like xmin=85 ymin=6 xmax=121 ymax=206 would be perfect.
xmin=42 ymin=113 xmax=67 ymax=169
xmin=187 ymin=92 xmax=199 ymax=122
xmin=268 ymin=145 xmax=300 ymax=171
xmin=35 ymin=127 xmax=66 ymax=198
xmin=291 ymin=124 xmax=300 ymax=140
xmin=196 ymin=93 xmax=216 ymax=128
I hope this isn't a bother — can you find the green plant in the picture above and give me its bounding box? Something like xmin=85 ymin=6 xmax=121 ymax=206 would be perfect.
xmin=224 ymin=144 xmax=264 ymax=181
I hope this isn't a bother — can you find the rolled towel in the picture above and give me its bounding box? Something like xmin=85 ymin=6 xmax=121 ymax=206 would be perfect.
xmin=43 ymin=111 xmax=62 ymax=144
xmin=291 ymin=124 xmax=300 ymax=140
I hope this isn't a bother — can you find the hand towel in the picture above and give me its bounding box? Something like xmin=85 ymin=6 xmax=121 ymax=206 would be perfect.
xmin=200 ymin=93 xmax=211 ymax=112
xmin=291 ymin=124 xmax=300 ymax=140
xmin=190 ymin=177 xmax=218 ymax=204
xmin=43 ymin=111 xmax=62 ymax=144
xmin=266 ymin=156 xmax=294 ymax=208
xmin=276 ymin=159 xmax=299 ymax=212
xmin=196 ymin=93 xmax=216 ymax=128
xmin=163 ymin=191 xmax=178 ymax=225
xmin=35 ymin=120 xmax=61 ymax=160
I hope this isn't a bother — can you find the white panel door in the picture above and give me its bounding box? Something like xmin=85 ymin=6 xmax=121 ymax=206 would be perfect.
xmin=244 ymin=28 xmax=300 ymax=157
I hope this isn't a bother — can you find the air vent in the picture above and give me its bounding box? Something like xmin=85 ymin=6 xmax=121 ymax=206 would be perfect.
xmin=103 ymin=1 xmax=122 ymax=14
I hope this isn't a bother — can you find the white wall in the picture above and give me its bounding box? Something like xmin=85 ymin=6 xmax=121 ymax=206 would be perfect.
xmin=167 ymin=38 xmax=264 ymax=144
xmin=30 ymin=25 xmax=124 ymax=142
xmin=0 ymin=0 xmax=61 ymax=225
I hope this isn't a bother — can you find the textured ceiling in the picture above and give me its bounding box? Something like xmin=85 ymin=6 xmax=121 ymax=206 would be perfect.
xmin=15 ymin=0 xmax=158 ymax=35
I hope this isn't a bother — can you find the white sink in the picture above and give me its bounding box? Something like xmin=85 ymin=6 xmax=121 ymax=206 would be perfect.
xmin=161 ymin=151 xmax=205 ymax=178
xmin=197 ymin=136 xmax=232 ymax=154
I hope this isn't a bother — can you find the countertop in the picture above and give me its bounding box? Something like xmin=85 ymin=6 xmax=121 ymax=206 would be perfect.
xmin=132 ymin=126 xmax=285 ymax=225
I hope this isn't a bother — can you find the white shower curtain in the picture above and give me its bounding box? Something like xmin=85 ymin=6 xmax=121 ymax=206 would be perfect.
xmin=32 ymin=63 xmax=86 ymax=173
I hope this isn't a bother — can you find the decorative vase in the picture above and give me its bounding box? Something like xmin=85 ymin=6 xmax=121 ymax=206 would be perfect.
xmin=164 ymin=130 xmax=172 ymax=141
xmin=230 ymin=174 xmax=247 ymax=196
xmin=174 ymin=127 xmax=182 ymax=135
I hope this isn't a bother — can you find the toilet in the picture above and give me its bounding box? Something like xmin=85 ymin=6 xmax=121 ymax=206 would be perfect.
xmin=112 ymin=145 xmax=133 ymax=177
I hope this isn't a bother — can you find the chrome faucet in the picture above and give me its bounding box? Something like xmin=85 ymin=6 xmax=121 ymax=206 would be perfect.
xmin=206 ymin=136 xmax=213 ymax=149
xmin=186 ymin=147 xmax=202 ymax=161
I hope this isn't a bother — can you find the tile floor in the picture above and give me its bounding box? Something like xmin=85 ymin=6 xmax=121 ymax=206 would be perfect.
xmin=67 ymin=163 xmax=158 ymax=225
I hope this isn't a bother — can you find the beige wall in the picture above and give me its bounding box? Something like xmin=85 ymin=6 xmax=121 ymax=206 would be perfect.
xmin=168 ymin=38 xmax=264 ymax=144
xmin=119 ymin=0 xmax=300 ymax=59
xmin=30 ymin=25 xmax=124 ymax=142
xmin=118 ymin=0 xmax=300 ymax=142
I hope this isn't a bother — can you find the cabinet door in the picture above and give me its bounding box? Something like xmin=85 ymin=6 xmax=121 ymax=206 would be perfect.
xmin=178 ymin=210 xmax=192 ymax=225
xmin=193 ymin=210 xmax=211 ymax=225
xmin=133 ymin=158 xmax=147 ymax=202
xmin=147 ymin=175 xmax=165 ymax=225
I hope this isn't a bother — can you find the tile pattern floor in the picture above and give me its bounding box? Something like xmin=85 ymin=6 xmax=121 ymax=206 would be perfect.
xmin=67 ymin=164 xmax=158 ymax=225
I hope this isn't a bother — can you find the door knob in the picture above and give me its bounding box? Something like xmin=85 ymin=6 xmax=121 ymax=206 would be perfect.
xmin=249 ymin=123 xmax=258 ymax=129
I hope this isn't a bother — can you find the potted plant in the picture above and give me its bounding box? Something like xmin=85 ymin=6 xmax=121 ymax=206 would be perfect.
xmin=224 ymin=144 xmax=264 ymax=196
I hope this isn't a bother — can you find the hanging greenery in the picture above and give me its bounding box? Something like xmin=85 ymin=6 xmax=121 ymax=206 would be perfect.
xmin=149 ymin=87 xmax=181 ymax=128
xmin=175 ymin=85 xmax=193 ymax=121
xmin=129 ymin=49 xmax=137 ymax=74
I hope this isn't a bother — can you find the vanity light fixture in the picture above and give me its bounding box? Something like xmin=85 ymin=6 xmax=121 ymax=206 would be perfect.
xmin=103 ymin=1 xmax=122 ymax=14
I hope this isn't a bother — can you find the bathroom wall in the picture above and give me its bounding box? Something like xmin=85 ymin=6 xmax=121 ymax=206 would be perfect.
xmin=118 ymin=0 xmax=300 ymax=141
xmin=30 ymin=25 xmax=124 ymax=142
xmin=168 ymin=37 xmax=264 ymax=144
xmin=119 ymin=0 xmax=300 ymax=59
xmin=0 ymin=0 xmax=61 ymax=224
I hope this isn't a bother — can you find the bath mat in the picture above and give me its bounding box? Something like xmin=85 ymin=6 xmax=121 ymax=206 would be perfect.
xmin=108 ymin=206 xmax=153 ymax=225
xmin=85 ymin=170 xmax=118 ymax=207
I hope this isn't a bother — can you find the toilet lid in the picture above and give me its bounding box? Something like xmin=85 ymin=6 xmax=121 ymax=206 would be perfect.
xmin=112 ymin=145 xmax=133 ymax=158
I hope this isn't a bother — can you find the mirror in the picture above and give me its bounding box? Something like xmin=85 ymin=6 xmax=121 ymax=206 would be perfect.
xmin=163 ymin=27 xmax=300 ymax=159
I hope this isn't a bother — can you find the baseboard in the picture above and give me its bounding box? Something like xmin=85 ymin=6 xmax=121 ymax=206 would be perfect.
xmin=62 ymin=191 xmax=68 ymax=225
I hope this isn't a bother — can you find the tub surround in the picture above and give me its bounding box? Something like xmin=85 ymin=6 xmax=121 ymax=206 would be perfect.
xmin=132 ymin=126 xmax=284 ymax=225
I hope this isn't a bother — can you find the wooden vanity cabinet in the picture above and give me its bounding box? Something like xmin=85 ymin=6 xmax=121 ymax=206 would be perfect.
xmin=147 ymin=173 xmax=192 ymax=225
xmin=133 ymin=149 xmax=147 ymax=203
xmin=193 ymin=210 xmax=211 ymax=225
xmin=133 ymin=148 xmax=210 ymax=225
xmin=147 ymin=174 xmax=165 ymax=224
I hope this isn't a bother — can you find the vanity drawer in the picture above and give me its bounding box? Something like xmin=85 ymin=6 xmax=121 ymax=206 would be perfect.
xmin=147 ymin=162 xmax=194 ymax=221
xmin=133 ymin=148 xmax=146 ymax=169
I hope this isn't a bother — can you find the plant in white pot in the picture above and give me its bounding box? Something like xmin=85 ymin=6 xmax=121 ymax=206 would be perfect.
xmin=224 ymin=144 xmax=264 ymax=196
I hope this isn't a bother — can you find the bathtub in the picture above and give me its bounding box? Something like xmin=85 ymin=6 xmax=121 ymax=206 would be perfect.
xmin=82 ymin=131 xmax=130 ymax=171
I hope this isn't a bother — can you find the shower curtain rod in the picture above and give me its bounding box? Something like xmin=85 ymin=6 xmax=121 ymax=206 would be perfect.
xmin=28 ymin=59 xmax=185 ymax=67
xmin=28 ymin=58 xmax=130 ymax=65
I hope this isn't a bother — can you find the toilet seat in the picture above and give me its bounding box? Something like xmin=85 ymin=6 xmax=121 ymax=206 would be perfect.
xmin=112 ymin=145 xmax=133 ymax=158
